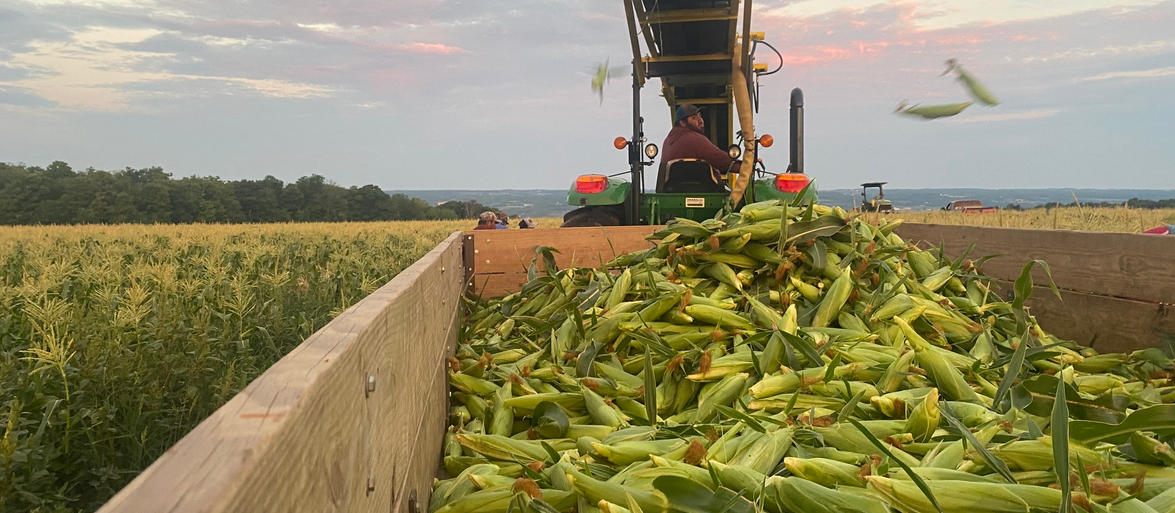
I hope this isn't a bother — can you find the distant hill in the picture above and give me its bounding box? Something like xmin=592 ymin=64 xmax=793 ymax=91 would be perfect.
xmin=388 ymin=188 xmax=1175 ymax=218
xmin=387 ymin=189 xmax=572 ymax=218
xmin=814 ymin=188 xmax=1175 ymax=212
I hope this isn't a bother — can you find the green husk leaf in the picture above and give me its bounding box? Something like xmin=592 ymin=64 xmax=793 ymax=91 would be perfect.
xmin=644 ymin=347 xmax=657 ymax=428
xmin=783 ymin=390 xmax=801 ymax=416
xmin=533 ymin=402 xmax=570 ymax=439
xmin=779 ymin=331 xmax=824 ymax=369
xmin=653 ymin=475 xmax=756 ymax=513
xmin=1013 ymin=374 xmax=1127 ymax=423
xmin=1069 ymin=405 xmax=1175 ymax=445
xmin=993 ymin=334 xmax=1030 ymax=413
xmin=784 ymin=216 xmax=846 ymax=246
xmin=823 ymin=353 xmax=843 ymax=383
xmin=837 ymin=388 xmax=868 ymax=422
xmin=577 ymin=341 xmax=603 ymax=377
xmin=940 ymin=403 xmax=1018 ymax=484
xmin=847 ymin=418 xmax=943 ymax=513
xmin=528 ymin=499 xmax=562 ymax=513
xmin=1053 ymin=373 xmax=1072 ymax=513
xmin=715 ymin=405 xmax=768 ymax=434
xmin=1012 ymin=260 xmax=1061 ymax=310
xmin=1075 ymin=454 xmax=1091 ymax=499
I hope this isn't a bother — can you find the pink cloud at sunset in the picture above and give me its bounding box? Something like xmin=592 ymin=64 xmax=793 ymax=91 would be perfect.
xmin=395 ymin=42 xmax=468 ymax=55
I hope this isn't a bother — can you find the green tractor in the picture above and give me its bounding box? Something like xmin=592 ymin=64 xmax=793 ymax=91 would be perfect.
xmin=860 ymin=182 xmax=894 ymax=213
xmin=562 ymin=0 xmax=817 ymax=227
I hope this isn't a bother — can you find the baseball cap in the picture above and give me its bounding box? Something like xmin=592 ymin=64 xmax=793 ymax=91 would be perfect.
xmin=675 ymin=103 xmax=703 ymax=123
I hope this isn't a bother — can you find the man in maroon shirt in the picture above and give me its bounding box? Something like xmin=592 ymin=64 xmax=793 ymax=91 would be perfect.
xmin=656 ymin=103 xmax=741 ymax=192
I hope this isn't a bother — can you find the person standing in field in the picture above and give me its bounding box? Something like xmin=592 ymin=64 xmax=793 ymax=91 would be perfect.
xmin=495 ymin=212 xmax=509 ymax=229
xmin=474 ymin=211 xmax=497 ymax=230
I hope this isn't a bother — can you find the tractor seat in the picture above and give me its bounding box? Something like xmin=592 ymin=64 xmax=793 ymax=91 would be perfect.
xmin=657 ymin=159 xmax=726 ymax=194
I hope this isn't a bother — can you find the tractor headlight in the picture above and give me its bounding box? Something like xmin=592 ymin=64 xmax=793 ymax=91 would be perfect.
xmin=644 ymin=143 xmax=659 ymax=159
xmin=728 ymin=145 xmax=742 ymax=159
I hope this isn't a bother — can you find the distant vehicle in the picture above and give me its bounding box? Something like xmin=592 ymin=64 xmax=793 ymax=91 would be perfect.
xmin=860 ymin=182 xmax=893 ymax=213
xmin=943 ymin=200 xmax=997 ymax=213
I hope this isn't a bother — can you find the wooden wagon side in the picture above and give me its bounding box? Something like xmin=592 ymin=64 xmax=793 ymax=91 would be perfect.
xmin=896 ymin=224 xmax=1174 ymax=353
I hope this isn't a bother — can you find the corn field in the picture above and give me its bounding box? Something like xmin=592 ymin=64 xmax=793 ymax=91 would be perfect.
xmin=884 ymin=206 xmax=1175 ymax=232
xmin=0 ymin=220 xmax=468 ymax=512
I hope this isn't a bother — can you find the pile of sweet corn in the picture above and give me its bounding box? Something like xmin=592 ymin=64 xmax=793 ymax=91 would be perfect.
xmin=434 ymin=201 xmax=1175 ymax=513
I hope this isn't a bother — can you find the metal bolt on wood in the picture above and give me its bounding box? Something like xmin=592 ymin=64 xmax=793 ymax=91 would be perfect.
xmin=366 ymin=475 xmax=375 ymax=496
xmin=365 ymin=375 xmax=376 ymax=397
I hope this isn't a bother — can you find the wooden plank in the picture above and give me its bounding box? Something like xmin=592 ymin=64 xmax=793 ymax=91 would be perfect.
xmin=465 ymin=226 xmax=659 ymax=275
xmin=99 ymin=232 xmax=466 ymax=513
xmin=468 ymin=272 xmax=530 ymax=299
xmin=895 ymin=224 xmax=1175 ymax=303
xmin=990 ymin=280 xmax=1174 ymax=352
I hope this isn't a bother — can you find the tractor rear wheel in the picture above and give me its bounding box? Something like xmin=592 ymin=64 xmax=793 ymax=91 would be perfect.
xmin=561 ymin=205 xmax=623 ymax=227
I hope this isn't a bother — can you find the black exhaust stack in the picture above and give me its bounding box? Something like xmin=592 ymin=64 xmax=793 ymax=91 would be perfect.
xmin=790 ymin=88 xmax=804 ymax=175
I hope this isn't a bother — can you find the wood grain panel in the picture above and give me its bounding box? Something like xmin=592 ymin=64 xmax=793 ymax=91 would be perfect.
xmin=467 ymin=272 xmax=530 ymax=299
xmin=895 ymin=224 xmax=1175 ymax=303
xmin=994 ymin=280 xmax=1174 ymax=353
xmin=99 ymin=232 xmax=465 ymax=513
xmin=464 ymin=225 xmax=660 ymax=275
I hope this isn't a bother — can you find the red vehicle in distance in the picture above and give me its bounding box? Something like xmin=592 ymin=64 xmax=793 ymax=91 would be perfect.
xmin=943 ymin=199 xmax=998 ymax=213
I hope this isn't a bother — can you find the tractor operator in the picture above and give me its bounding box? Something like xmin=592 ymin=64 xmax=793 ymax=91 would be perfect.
xmin=656 ymin=103 xmax=741 ymax=192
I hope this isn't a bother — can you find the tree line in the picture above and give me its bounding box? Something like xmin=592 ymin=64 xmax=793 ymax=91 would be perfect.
xmin=1002 ymin=198 xmax=1175 ymax=211
xmin=0 ymin=161 xmax=495 ymax=225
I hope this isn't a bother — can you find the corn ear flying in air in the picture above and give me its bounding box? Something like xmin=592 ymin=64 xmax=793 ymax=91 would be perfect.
xmin=945 ymin=58 xmax=1001 ymax=106
xmin=896 ymin=101 xmax=973 ymax=120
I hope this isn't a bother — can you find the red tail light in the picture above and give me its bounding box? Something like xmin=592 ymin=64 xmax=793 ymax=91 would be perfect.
xmin=774 ymin=174 xmax=810 ymax=193
xmin=575 ymin=174 xmax=608 ymax=194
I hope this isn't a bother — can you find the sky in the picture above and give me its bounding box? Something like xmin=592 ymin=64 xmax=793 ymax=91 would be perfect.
xmin=1 ymin=0 xmax=1173 ymax=191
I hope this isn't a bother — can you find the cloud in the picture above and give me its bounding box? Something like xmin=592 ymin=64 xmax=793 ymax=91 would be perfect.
xmin=1078 ymin=66 xmax=1175 ymax=81
xmin=1024 ymin=40 xmax=1175 ymax=63
xmin=762 ymin=0 xmax=1170 ymax=30
xmin=395 ymin=42 xmax=468 ymax=55
xmin=754 ymin=1 xmax=1175 ymax=72
xmin=0 ymin=25 xmax=334 ymax=110
xmin=188 ymin=75 xmax=333 ymax=98
xmin=946 ymin=108 xmax=1062 ymax=123
xmin=0 ymin=85 xmax=56 ymax=107
xmin=296 ymin=23 xmax=344 ymax=33
xmin=0 ymin=64 xmax=31 ymax=81
xmin=17 ymin=0 xmax=148 ymax=6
